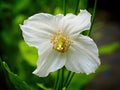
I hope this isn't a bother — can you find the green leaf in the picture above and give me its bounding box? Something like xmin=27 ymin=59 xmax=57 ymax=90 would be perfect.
xmin=99 ymin=42 xmax=120 ymax=55
xmin=0 ymin=59 xmax=32 ymax=90
xmin=37 ymin=83 xmax=52 ymax=90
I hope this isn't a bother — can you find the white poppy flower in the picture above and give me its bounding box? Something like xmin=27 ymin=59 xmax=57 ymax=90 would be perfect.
xmin=20 ymin=10 xmax=100 ymax=77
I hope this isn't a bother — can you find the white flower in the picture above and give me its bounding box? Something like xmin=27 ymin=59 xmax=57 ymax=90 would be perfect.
xmin=20 ymin=10 xmax=100 ymax=77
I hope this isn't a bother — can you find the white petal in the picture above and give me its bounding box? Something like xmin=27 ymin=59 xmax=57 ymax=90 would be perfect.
xmin=25 ymin=13 xmax=64 ymax=32
xmin=65 ymin=35 xmax=100 ymax=74
xmin=61 ymin=10 xmax=91 ymax=37
xmin=20 ymin=13 xmax=63 ymax=48
xmin=33 ymin=46 xmax=66 ymax=77
xmin=20 ymin=25 xmax=50 ymax=48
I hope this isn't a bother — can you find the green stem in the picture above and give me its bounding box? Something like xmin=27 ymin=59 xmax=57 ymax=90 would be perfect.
xmin=61 ymin=68 xmax=65 ymax=88
xmin=88 ymin=0 xmax=98 ymax=37
xmin=79 ymin=0 xmax=88 ymax=9
xmin=74 ymin=0 xmax=80 ymax=14
xmin=54 ymin=69 xmax=61 ymax=90
xmin=63 ymin=71 xmax=71 ymax=86
xmin=64 ymin=72 xmax=75 ymax=89
xmin=63 ymin=0 xmax=67 ymax=15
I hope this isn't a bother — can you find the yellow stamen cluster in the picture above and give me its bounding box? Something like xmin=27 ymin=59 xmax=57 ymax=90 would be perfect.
xmin=51 ymin=31 xmax=72 ymax=53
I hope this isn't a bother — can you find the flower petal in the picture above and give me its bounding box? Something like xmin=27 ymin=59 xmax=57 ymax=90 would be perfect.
xmin=20 ymin=25 xmax=50 ymax=48
xmin=20 ymin=13 xmax=63 ymax=48
xmin=33 ymin=44 xmax=66 ymax=77
xmin=61 ymin=10 xmax=91 ymax=37
xmin=65 ymin=35 xmax=100 ymax=74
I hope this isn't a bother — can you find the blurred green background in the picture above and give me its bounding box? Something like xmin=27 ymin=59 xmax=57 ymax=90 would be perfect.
xmin=0 ymin=0 xmax=120 ymax=90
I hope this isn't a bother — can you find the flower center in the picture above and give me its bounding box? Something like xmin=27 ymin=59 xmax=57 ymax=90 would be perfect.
xmin=51 ymin=31 xmax=72 ymax=53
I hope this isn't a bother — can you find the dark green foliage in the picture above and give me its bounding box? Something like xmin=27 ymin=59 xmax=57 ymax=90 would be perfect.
xmin=0 ymin=59 xmax=32 ymax=90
